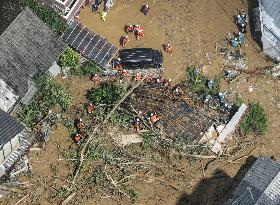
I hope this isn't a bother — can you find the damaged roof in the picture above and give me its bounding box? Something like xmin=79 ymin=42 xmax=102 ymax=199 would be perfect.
xmin=0 ymin=8 xmax=67 ymax=98
xmin=225 ymin=157 xmax=280 ymax=205
xmin=0 ymin=108 xmax=24 ymax=147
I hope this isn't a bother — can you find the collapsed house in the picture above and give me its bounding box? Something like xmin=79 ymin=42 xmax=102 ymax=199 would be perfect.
xmin=0 ymin=8 xmax=67 ymax=113
xmin=122 ymin=82 xmax=230 ymax=143
xmin=225 ymin=156 xmax=280 ymax=205
xmin=253 ymin=0 xmax=280 ymax=61
xmin=0 ymin=108 xmax=31 ymax=178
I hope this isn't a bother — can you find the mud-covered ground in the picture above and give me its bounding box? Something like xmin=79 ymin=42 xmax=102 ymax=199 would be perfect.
xmin=2 ymin=0 xmax=280 ymax=204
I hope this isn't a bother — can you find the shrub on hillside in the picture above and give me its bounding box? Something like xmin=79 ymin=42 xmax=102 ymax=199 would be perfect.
xmin=241 ymin=102 xmax=268 ymax=136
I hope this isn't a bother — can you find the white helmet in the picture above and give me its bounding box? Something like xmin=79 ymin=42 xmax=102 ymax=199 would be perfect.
xmin=136 ymin=118 xmax=140 ymax=122
xmin=79 ymin=119 xmax=83 ymax=122
xmin=168 ymin=78 xmax=172 ymax=82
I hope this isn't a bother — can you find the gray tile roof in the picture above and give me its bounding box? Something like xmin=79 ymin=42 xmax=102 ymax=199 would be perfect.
xmin=0 ymin=8 xmax=67 ymax=98
xmin=225 ymin=157 xmax=280 ymax=205
xmin=0 ymin=108 xmax=24 ymax=147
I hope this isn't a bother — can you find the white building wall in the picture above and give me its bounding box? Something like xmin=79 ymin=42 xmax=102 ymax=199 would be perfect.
xmin=0 ymin=79 xmax=19 ymax=112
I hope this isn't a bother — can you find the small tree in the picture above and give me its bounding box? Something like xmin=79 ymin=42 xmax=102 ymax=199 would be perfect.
xmin=60 ymin=48 xmax=80 ymax=68
xmin=88 ymin=82 xmax=125 ymax=105
xmin=241 ymin=102 xmax=268 ymax=135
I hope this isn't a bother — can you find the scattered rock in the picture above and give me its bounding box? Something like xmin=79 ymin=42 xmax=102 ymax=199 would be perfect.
xmin=248 ymin=85 xmax=254 ymax=93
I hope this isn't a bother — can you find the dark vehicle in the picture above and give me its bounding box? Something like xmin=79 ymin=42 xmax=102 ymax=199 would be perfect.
xmin=119 ymin=48 xmax=163 ymax=69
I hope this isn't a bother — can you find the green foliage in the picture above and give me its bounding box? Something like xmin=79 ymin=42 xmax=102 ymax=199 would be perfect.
xmin=241 ymin=102 xmax=268 ymax=135
xmin=17 ymin=75 xmax=72 ymax=127
xmin=141 ymin=130 xmax=160 ymax=150
xmin=89 ymin=167 xmax=109 ymax=187
xmin=109 ymin=112 xmax=131 ymax=128
xmin=88 ymin=82 xmax=125 ymax=105
xmin=186 ymin=66 xmax=220 ymax=98
xmin=234 ymin=93 xmax=243 ymax=108
xmin=81 ymin=61 xmax=100 ymax=75
xmin=60 ymin=48 xmax=80 ymax=68
xmin=22 ymin=0 xmax=67 ymax=35
xmin=128 ymin=189 xmax=138 ymax=203
xmin=52 ymin=186 xmax=72 ymax=199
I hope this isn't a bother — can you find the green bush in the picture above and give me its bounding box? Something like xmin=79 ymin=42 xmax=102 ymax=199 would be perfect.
xmin=60 ymin=48 xmax=80 ymax=68
xmin=81 ymin=61 xmax=99 ymax=75
xmin=241 ymin=102 xmax=268 ymax=135
xmin=186 ymin=66 xmax=220 ymax=97
xmin=109 ymin=112 xmax=131 ymax=128
xmin=18 ymin=75 xmax=72 ymax=127
xmin=88 ymin=82 xmax=125 ymax=105
xmin=22 ymin=0 xmax=67 ymax=35
xmin=128 ymin=189 xmax=138 ymax=203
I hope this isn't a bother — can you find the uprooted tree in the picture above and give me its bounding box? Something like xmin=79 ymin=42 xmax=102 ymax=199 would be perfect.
xmin=241 ymin=102 xmax=268 ymax=136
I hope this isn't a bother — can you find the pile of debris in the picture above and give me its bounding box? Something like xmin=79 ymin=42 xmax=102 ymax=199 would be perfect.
xmin=216 ymin=41 xmax=248 ymax=81
xmin=122 ymin=78 xmax=230 ymax=142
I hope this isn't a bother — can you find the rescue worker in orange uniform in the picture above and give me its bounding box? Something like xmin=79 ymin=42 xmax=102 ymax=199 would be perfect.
xmin=164 ymin=78 xmax=172 ymax=89
xmin=91 ymin=74 xmax=100 ymax=84
xmin=122 ymin=69 xmax=129 ymax=77
xmin=77 ymin=119 xmax=85 ymax=131
xmin=134 ymin=117 xmax=141 ymax=132
xmin=165 ymin=42 xmax=173 ymax=53
xmin=150 ymin=113 xmax=160 ymax=124
xmin=126 ymin=25 xmax=134 ymax=34
xmin=136 ymin=30 xmax=144 ymax=40
xmin=135 ymin=72 xmax=142 ymax=81
xmin=74 ymin=133 xmax=83 ymax=145
xmin=121 ymin=35 xmax=129 ymax=47
xmin=87 ymin=103 xmax=94 ymax=114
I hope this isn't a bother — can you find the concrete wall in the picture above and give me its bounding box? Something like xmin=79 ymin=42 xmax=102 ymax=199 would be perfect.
xmin=0 ymin=135 xmax=20 ymax=164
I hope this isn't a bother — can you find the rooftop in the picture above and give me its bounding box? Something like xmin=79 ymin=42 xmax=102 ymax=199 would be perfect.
xmin=0 ymin=0 xmax=23 ymax=35
xmin=225 ymin=157 xmax=280 ymax=205
xmin=0 ymin=8 xmax=67 ymax=98
xmin=0 ymin=108 xmax=24 ymax=147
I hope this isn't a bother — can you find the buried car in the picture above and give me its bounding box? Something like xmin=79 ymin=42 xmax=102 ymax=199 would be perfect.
xmin=119 ymin=48 xmax=163 ymax=69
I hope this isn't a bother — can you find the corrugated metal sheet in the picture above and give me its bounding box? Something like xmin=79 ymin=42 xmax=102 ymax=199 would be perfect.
xmin=225 ymin=157 xmax=280 ymax=205
xmin=0 ymin=108 xmax=24 ymax=147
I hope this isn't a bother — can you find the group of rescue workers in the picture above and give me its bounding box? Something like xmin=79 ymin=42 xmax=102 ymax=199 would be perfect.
xmin=230 ymin=11 xmax=248 ymax=48
xmin=120 ymin=24 xmax=173 ymax=54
